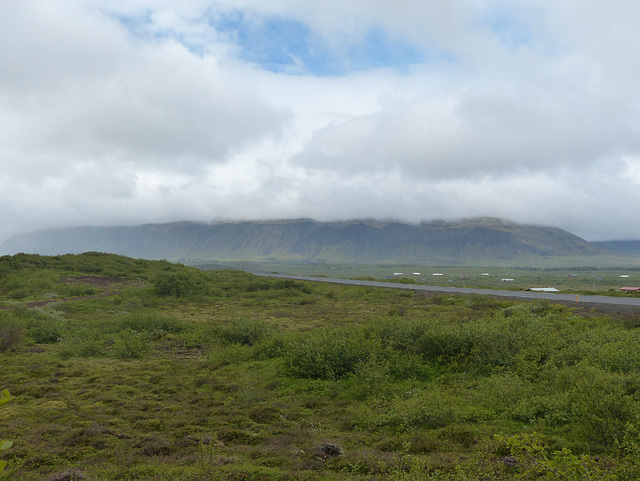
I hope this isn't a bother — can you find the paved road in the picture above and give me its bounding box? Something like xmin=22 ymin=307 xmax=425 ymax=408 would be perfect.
xmin=257 ymin=273 xmax=640 ymax=308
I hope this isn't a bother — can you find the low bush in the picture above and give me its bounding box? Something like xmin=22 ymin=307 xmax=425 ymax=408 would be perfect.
xmin=152 ymin=270 xmax=206 ymax=298
xmin=117 ymin=312 xmax=184 ymax=337
xmin=57 ymin=337 xmax=107 ymax=358
xmin=112 ymin=329 xmax=150 ymax=359
xmin=27 ymin=324 xmax=63 ymax=344
xmin=566 ymin=365 xmax=640 ymax=447
xmin=283 ymin=327 xmax=373 ymax=380
xmin=357 ymin=386 xmax=490 ymax=432
xmin=24 ymin=308 xmax=66 ymax=344
xmin=56 ymin=283 xmax=98 ymax=297
xmin=0 ymin=311 xmax=26 ymax=352
xmin=0 ymin=269 xmax=58 ymax=300
xmin=0 ymin=389 xmax=12 ymax=473
xmin=209 ymin=343 xmax=256 ymax=368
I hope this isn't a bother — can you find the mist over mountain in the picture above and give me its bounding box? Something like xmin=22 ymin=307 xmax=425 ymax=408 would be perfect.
xmin=0 ymin=218 xmax=611 ymax=265
xmin=592 ymin=240 xmax=640 ymax=256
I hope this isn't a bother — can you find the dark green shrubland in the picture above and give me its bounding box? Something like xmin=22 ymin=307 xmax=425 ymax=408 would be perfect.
xmin=4 ymin=253 xmax=640 ymax=479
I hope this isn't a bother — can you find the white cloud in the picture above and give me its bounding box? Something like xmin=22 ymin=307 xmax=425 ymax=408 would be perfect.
xmin=2 ymin=0 xmax=640 ymax=246
xmin=0 ymin=0 xmax=288 ymax=178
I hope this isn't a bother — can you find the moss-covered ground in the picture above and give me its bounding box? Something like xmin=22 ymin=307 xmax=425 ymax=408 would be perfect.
xmin=2 ymin=253 xmax=640 ymax=479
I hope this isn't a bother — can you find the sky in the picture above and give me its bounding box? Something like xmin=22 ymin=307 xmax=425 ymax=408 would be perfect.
xmin=2 ymin=0 xmax=640 ymax=243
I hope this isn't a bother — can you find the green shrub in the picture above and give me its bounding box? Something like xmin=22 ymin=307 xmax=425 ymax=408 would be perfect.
xmin=283 ymin=327 xmax=373 ymax=380
xmin=495 ymin=432 xmax=614 ymax=480
xmin=408 ymin=320 xmax=474 ymax=365
xmin=0 ymin=269 xmax=58 ymax=299
xmin=0 ymin=311 xmax=25 ymax=352
xmin=509 ymin=392 xmax=572 ymax=426
xmin=206 ymin=318 xmax=275 ymax=346
xmin=0 ymin=389 xmax=12 ymax=473
xmin=152 ymin=270 xmax=206 ymax=297
xmin=592 ymin=334 xmax=640 ymax=373
xmin=566 ymin=365 xmax=640 ymax=447
xmin=27 ymin=324 xmax=63 ymax=344
xmin=208 ymin=343 xmax=255 ymax=368
xmin=57 ymin=283 xmax=98 ymax=297
xmin=529 ymin=299 xmax=553 ymax=315
xmin=347 ymin=355 xmax=395 ymax=400
xmin=358 ymin=386 xmax=489 ymax=432
xmin=616 ymin=424 xmax=640 ymax=480
xmin=24 ymin=308 xmax=66 ymax=344
xmin=429 ymin=294 xmax=458 ymax=306
xmin=57 ymin=337 xmax=107 ymax=358
xmin=118 ymin=312 xmax=184 ymax=337
xmin=273 ymin=279 xmax=313 ymax=294
xmin=112 ymin=329 xmax=150 ymax=359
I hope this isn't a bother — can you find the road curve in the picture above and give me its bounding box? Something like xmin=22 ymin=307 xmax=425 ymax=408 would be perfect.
xmin=256 ymin=273 xmax=640 ymax=308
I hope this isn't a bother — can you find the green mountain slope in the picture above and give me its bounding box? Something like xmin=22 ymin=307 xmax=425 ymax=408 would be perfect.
xmin=0 ymin=218 xmax=607 ymax=264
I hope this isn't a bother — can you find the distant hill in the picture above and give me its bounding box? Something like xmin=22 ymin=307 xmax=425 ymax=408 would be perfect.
xmin=0 ymin=218 xmax=609 ymax=265
xmin=592 ymin=240 xmax=640 ymax=256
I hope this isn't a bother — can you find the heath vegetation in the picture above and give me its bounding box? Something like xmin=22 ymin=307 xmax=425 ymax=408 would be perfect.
xmin=2 ymin=253 xmax=640 ymax=479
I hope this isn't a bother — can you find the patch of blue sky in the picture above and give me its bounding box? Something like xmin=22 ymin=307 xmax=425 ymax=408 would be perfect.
xmin=111 ymin=9 xmax=452 ymax=75
xmin=110 ymin=10 xmax=155 ymax=39
xmin=482 ymin=9 xmax=535 ymax=49
xmin=212 ymin=12 xmax=321 ymax=73
xmin=210 ymin=12 xmax=443 ymax=76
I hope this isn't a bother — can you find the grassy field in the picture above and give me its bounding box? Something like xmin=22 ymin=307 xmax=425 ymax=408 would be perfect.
xmin=191 ymin=260 xmax=640 ymax=295
xmin=3 ymin=253 xmax=640 ymax=479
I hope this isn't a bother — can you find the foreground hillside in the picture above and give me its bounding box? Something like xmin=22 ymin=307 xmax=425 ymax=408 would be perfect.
xmin=0 ymin=218 xmax=608 ymax=265
xmin=3 ymin=253 xmax=640 ymax=480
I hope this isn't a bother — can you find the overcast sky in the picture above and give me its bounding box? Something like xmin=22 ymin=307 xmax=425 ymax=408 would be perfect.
xmin=2 ymin=1 xmax=640 ymax=243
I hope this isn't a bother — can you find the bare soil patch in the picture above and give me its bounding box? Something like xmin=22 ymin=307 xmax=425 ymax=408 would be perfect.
xmin=60 ymin=275 xmax=131 ymax=290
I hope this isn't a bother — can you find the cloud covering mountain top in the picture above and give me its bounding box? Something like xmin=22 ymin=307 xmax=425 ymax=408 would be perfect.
xmin=2 ymin=1 xmax=640 ymax=243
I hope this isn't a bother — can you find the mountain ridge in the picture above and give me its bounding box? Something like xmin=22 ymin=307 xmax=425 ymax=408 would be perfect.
xmin=592 ymin=240 xmax=640 ymax=256
xmin=0 ymin=218 xmax=612 ymax=265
